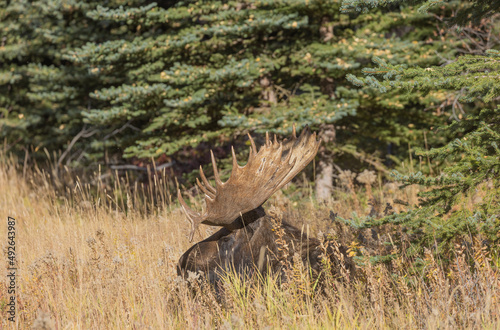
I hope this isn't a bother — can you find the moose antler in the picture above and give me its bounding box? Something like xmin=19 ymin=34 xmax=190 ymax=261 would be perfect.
xmin=178 ymin=125 xmax=321 ymax=241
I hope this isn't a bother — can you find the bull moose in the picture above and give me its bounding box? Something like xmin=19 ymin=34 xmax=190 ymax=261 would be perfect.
xmin=176 ymin=126 xmax=352 ymax=285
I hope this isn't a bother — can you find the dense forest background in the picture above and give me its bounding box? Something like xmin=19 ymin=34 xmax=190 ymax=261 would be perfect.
xmin=1 ymin=0 xmax=499 ymax=261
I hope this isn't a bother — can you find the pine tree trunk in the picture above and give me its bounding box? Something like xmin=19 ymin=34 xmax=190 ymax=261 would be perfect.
xmin=316 ymin=158 xmax=334 ymax=201
xmin=315 ymin=124 xmax=336 ymax=201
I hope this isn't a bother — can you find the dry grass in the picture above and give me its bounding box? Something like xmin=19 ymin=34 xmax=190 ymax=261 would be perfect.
xmin=0 ymin=155 xmax=499 ymax=329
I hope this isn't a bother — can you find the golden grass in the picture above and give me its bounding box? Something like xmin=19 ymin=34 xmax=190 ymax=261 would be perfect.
xmin=0 ymin=155 xmax=499 ymax=329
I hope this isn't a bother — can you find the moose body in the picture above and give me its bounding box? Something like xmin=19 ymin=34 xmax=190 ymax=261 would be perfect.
xmin=177 ymin=207 xmax=333 ymax=284
xmin=176 ymin=126 xmax=351 ymax=284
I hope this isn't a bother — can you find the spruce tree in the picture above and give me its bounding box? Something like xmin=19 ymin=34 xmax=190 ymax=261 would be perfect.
xmin=0 ymin=0 xmax=121 ymax=165
xmin=341 ymin=0 xmax=500 ymax=26
xmin=340 ymin=1 xmax=500 ymax=263
xmin=3 ymin=0 xmax=489 ymax=206
xmin=71 ymin=1 xmax=462 ymax=188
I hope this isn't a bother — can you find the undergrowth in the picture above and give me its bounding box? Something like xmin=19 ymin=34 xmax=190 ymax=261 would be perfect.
xmin=0 ymin=153 xmax=499 ymax=329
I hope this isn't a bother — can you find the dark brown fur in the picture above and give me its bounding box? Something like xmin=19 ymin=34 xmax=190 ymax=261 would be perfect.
xmin=177 ymin=206 xmax=353 ymax=285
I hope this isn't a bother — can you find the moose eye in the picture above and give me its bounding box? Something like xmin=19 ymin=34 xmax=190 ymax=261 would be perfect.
xmin=221 ymin=236 xmax=232 ymax=243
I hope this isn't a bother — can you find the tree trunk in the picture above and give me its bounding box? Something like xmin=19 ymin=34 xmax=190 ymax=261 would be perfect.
xmin=316 ymin=158 xmax=334 ymax=201
xmin=315 ymin=124 xmax=336 ymax=201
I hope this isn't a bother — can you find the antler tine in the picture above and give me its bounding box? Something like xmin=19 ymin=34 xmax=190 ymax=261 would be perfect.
xmin=178 ymin=188 xmax=207 ymax=242
xmin=177 ymin=189 xmax=200 ymax=227
xmin=273 ymin=134 xmax=278 ymax=146
xmin=292 ymin=123 xmax=297 ymax=138
xmin=247 ymin=133 xmax=257 ymax=154
xmin=196 ymin=178 xmax=215 ymax=199
xmin=199 ymin=165 xmax=216 ymax=194
xmin=265 ymin=131 xmax=270 ymax=147
xmin=231 ymin=146 xmax=239 ymax=169
xmin=210 ymin=150 xmax=224 ymax=187
xmin=299 ymin=125 xmax=309 ymax=139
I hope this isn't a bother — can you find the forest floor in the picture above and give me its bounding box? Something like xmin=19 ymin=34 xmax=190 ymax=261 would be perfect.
xmin=1 ymin=155 xmax=499 ymax=329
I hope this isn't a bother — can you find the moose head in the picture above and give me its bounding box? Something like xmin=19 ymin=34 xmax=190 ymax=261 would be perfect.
xmin=176 ymin=126 xmax=351 ymax=284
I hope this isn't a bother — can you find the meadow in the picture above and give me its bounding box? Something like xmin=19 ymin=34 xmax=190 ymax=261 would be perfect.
xmin=1 ymin=153 xmax=499 ymax=329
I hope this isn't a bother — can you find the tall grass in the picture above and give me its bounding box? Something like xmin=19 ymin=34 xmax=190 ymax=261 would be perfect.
xmin=0 ymin=154 xmax=498 ymax=329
